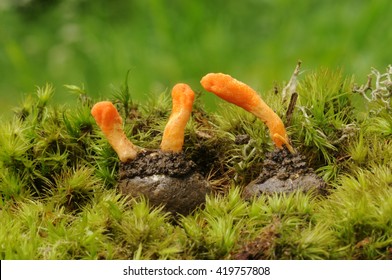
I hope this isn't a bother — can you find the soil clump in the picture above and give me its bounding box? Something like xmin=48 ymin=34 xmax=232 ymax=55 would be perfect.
xmin=118 ymin=150 xmax=210 ymax=216
xmin=243 ymin=147 xmax=325 ymax=199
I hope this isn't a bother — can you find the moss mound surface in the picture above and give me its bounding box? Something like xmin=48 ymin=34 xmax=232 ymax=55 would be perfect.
xmin=1 ymin=67 xmax=391 ymax=259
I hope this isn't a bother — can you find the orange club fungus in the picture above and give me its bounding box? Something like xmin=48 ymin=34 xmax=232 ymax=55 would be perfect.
xmin=200 ymin=73 xmax=295 ymax=154
xmin=91 ymin=101 xmax=139 ymax=162
xmin=200 ymin=72 xmax=325 ymax=197
xmin=160 ymin=83 xmax=195 ymax=153
xmin=91 ymin=83 xmax=210 ymax=216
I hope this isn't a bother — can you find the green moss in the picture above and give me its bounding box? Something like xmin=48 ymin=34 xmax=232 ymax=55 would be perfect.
xmin=1 ymin=67 xmax=391 ymax=259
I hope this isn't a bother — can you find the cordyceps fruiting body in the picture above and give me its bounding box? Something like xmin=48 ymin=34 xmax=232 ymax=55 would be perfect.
xmin=200 ymin=73 xmax=294 ymax=153
xmin=160 ymin=83 xmax=195 ymax=153
xmin=91 ymin=83 xmax=210 ymax=217
xmin=201 ymin=72 xmax=325 ymax=197
xmin=91 ymin=101 xmax=139 ymax=162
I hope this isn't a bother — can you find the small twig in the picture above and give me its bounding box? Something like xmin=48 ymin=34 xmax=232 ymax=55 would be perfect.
xmin=285 ymin=92 xmax=298 ymax=127
xmin=352 ymin=74 xmax=372 ymax=102
xmin=282 ymin=60 xmax=302 ymax=104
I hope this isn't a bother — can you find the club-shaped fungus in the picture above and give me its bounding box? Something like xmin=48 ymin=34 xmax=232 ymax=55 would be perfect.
xmin=91 ymin=84 xmax=210 ymax=216
xmin=201 ymin=73 xmax=325 ymax=197
xmin=91 ymin=101 xmax=139 ymax=162
xmin=160 ymin=83 xmax=195 ymax=152
xmin=201 ymin=73 xmax=295 ymax=153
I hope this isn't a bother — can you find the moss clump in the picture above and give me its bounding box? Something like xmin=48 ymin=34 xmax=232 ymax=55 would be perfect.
xmin=1 ymin=67 xmax=391 ymax=259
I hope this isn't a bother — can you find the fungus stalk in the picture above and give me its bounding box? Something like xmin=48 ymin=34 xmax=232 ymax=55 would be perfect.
xmin=201 ymin=73 xmax=294 ymax=153
xmin=91 ymin=101 xmax=138 ymax=162
xmin=160 ymin=83 xmax=195 ymax=152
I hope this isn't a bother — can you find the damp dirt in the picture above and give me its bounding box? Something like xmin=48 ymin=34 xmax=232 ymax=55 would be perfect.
xmin=243 ymin=147 xmax=326 ymax=199
xmin=232 ymin=222 xmax=280 ymax=260
xmin=118 ymin=150 xmax=210 ymax=216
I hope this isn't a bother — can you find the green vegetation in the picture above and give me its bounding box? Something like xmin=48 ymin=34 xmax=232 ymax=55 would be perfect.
xmin=1 ymin=0 xmax=392 ymax=115
xmin=1 ymin=0 xmax=391 ymax=261
xmin=1 ymin=66 xmax=391 ymax=259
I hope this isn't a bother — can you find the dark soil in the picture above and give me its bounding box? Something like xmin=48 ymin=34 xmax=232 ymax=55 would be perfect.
xmin=118 ymin=150 xmax=210 ymax=216
xmin=243 ymin=147 xmax=326 ymax=199
xmin=119 ymin=150 xmax=196 ymax=178
xmin=232 ymin=222 xmax=280 ymax=260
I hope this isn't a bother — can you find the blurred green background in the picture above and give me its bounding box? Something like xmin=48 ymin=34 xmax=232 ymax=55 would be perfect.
xmin=1 ymin=0 xmax=391 ymax=117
